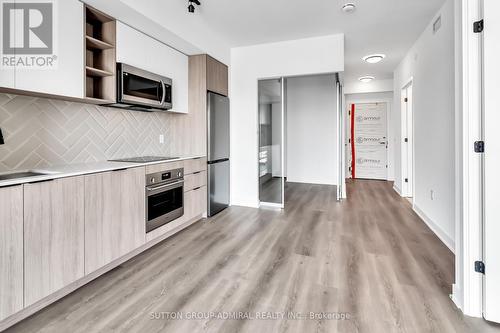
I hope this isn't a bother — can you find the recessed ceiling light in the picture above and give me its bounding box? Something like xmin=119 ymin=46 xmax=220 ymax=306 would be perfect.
xmin=359 ymin=76 xmax=375 ymax=83
xmin=363 ymin=54 xmax=386 ymax=64
xmin=342 ymin=3 xmax=356 ymax=13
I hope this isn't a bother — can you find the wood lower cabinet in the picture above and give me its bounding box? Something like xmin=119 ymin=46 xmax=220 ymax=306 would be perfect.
xmin=184 ymin=186 xmax=207 ymax=221
xmin=0 ymin=185 xmax=23 ymax=320
xmin=84 ymin=167 xmax=146 ymax=273
xmin=184 ymin=157 xmax=207 ymax=174
xmin=0 ymin=160 xmax=207 ymax=326
xmin=184 ymin=171 xmax=207 ymax=192
xmin=24 ymin=177 xmax=85 ymax=306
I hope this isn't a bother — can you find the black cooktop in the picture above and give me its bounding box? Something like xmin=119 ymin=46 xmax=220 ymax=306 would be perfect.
xmin=109 ymin=156 xmax=179 ymax=163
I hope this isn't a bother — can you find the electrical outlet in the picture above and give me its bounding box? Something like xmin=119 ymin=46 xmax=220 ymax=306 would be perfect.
xmin=430 ymin=190 xmax=434 ymax=201
xmin=159 ymin=134 xmax=164 ymax=144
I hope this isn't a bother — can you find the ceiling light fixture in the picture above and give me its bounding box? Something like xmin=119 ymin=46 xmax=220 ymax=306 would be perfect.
xmin=188 ymin=0 xmax=201 ymax=13
xmin=363 ymin=54 xmax=386 ymax=64
xmin=359 ymin=76 xmax=375 ymax=83
xmin=342 ymin=3 xmax=356 ymax=13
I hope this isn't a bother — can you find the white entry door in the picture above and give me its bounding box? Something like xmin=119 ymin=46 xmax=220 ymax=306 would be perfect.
xmin=401 ymin=82 xmax=414 ymax=198
xmin=483 ymin=0 xmax=500 ymax=323
xmin=350 ymin=103 xmax=388 ymax=180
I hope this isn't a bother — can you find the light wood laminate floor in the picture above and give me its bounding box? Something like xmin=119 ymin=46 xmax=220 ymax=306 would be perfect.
xmin=6 ymin=180 xmax=500 ymax=333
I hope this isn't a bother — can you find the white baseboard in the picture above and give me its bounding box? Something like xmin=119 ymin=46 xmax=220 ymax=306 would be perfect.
xmin=413 ymin=204 xmax=455 ymax=253
xmin=231 ymin=200 xmax=260 ymax=208
xmin=286 ymin=178 xmax=337 ymax=186
xmin=393 ymin=184 xmax=402 ymax=196
xmin=259 ymin=202 xmax=283 ymax=210
xmin=451 ymin=284 xmax=463 ymax=311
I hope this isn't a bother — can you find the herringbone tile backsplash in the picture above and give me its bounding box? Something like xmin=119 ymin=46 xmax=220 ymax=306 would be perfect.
xmin=0 ymin=93 xmax=173 ymax=172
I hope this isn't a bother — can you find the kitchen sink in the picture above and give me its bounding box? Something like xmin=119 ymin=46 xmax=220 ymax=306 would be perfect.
xmin=0 ymin=171 xmax=58 ymax=181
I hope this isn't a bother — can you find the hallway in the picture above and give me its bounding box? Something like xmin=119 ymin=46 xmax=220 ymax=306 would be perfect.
xmin=6 ymin=181 xmax=498 ymax=332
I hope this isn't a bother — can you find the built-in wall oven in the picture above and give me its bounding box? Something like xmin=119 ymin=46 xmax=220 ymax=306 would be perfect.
xmin=109 ymin=63 xmax=173 ymax=111
xmin=146 ymin=168 xmax=184 ymax=233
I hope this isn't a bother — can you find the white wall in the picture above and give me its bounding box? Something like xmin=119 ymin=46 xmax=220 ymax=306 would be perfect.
xmin=344 ymin=79 xmax=394 ymax=95
xmin=345 ymin=92 xmax=394 ymax=181
xmin=230 ymin=34 xmax=344 ymax=207
xmin=393 ymin=0 xmax=455 ymax=251
xmin=286 ymin=74 xmax=338 ymax=185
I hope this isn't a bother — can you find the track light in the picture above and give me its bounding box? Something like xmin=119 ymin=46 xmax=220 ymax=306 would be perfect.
xmin=188 ymin=0 xmax=200 ymax=13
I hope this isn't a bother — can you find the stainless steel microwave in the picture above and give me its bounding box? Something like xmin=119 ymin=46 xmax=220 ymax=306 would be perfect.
xmin=110 ymin=63 xmax=172 ymax=111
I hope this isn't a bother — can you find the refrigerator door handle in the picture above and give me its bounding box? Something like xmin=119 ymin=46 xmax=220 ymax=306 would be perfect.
xmin=208 ymin=158 xmax=230 ymax=164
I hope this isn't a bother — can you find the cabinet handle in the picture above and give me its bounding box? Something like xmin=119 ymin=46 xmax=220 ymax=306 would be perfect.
xmin=28 ymin=178 xmax=55 ymax=185
xmin=0 ymin=183 xmax=25 ymax=188
xmin=112 ymin=168 xmax=128 ymax=172
xmin=192 ymin=186 xmax=202 ymax=191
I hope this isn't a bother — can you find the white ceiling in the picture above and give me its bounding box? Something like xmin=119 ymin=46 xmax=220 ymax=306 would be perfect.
xmin=120 ymin=0 xmax=446 ymax=85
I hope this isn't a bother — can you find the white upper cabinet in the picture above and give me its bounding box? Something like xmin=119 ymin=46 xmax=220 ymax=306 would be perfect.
xmin=14 ymin=0 xmax=84 ymax=98
xmin=116 ymin=22 xmax=188 ymax=113
xmin=0 ymin=2 xmax=16 ymax=89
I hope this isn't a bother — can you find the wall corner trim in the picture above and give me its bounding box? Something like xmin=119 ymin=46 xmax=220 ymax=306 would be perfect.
xmin=451 ymin=283 xmax=463 ymax=311
xmin=413 ymin=203 xmax=455 ymax=254
xmin=393 ymin=184 xmax=402 ymax=196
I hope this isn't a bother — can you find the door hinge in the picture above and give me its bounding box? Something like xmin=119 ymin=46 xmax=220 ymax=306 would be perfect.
xmin=473 ymin=19 xmax=484 ymax=33
xmin=474 ymin=141 xmax=484 ymax=153
xmin=475 ymin=261 xmax=485 ymax=274
xmin=404 ymin=97 xmax=408 ymax=102
xmin=404 ymin=178 xmax=408 ymax=183
xmin=404 ymin=138 xmax=408 ymax=143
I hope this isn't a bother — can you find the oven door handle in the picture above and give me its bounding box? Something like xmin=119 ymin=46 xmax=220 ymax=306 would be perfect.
xmin=147 ymin=180 xmax=184 ymax=193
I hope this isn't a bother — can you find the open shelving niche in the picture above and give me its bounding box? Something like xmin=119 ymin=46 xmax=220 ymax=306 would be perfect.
xmin=84 ymin=6 xmax=116 ymax=103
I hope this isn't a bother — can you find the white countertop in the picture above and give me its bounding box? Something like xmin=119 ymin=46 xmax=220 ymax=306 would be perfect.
xmin=0 ymin=156 xmax=205 ymax=188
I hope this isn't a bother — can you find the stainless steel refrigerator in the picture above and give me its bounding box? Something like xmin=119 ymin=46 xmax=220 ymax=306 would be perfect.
xmin=207 ymin=92 xmax=230 ymax=216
